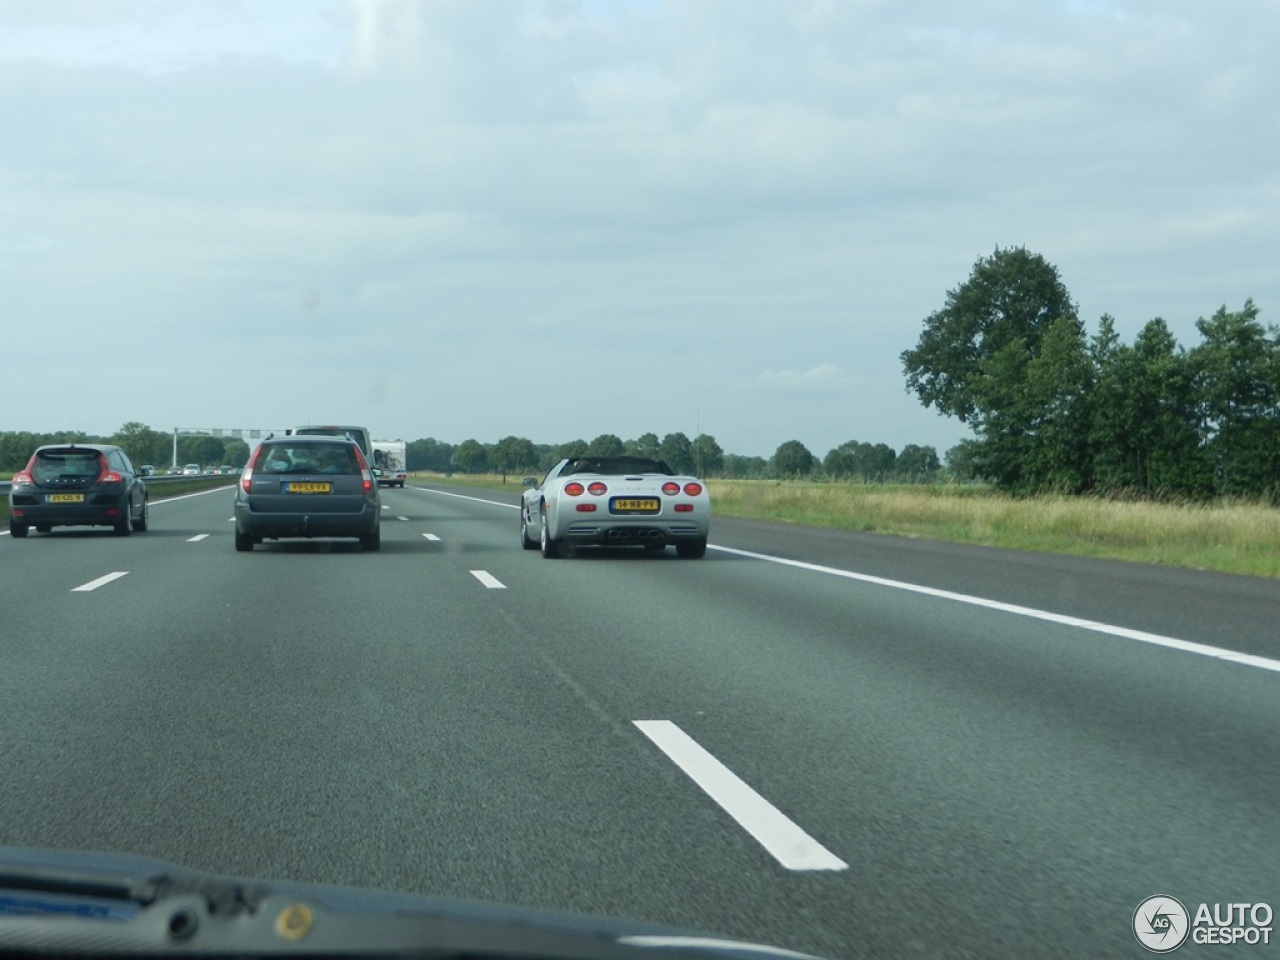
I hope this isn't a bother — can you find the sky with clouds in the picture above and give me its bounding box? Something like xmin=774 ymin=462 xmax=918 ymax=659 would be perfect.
xmin=2 ymin=0 xmax=1277 ymax=459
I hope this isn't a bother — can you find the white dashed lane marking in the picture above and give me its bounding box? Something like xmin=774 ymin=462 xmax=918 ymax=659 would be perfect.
xmin=422 ymin=533 xmax=441 ymax=541
xmin=72 ymin=572 xmax=130 ymax=593
xmin=470 ymin=570 xmax=506 ymax=590
xmin=634 ymin=720 xmax=848 ymax=872
xmin=187 ymin=534 xmax=210 ymax=542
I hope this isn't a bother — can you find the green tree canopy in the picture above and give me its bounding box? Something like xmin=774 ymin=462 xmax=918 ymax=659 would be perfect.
xmin=453 ymin=438 xmax=489 ymax=474
xmin=659 ymin=432 xmax=694 ymax=474
xmin=902 ymin=246 xmax=1078 ymax=425
xmin=770 ymin=440 xmax=816 ymax=478
xmin=692 ymin=434 xmax=724 ymax=476
xmin=492 ymin=435 xmax=538 ymax=475
xmin=625 ymin=433 xmax=661 ymax=459
xmin=586 ymin=434 xmax=625 ymax=457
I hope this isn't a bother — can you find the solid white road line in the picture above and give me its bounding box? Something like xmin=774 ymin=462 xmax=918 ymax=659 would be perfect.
xmin=634 ymin=720 xmax=848 ymax=872
xmin=396 ymin=515 xmax=410 ymax=521
xmin=470 ymin=570 xmax=506 ymax=590
xmin=709 ymin=545 xmax=1280 ymax=675
xmin=422 ymin=533 xmax=441 ymax=541
xmin=411 ymin=487 xmax=520 ymax=510
xmin=187 ymin=534 xmax=210 ymax=542
xmin=72 ymin=572 xmax=129 ymax=592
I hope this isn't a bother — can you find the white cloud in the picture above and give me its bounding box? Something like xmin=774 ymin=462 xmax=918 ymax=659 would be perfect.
xmin=755 ymin=364 xmax=853 ymax=392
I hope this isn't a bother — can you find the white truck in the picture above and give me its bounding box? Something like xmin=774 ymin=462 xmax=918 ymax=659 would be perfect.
xmin=372 ymin=439 xmax=407 ymax=488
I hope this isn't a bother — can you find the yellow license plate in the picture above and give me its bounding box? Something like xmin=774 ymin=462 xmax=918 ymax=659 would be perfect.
xmin=612 ymin=498 xmax=659 ymax=513
xmin=285 ymin=482 xmax=331 ymax=494
xmin=48 ymin=493 xmax=84 ymax=503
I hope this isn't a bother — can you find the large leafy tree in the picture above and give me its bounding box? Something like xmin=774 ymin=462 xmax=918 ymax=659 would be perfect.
xmin=586 ymin=434 xmax=625 ymax=457
xmin=407 ymin=438 xmax=455 ymax=472
xmin=625 ymin=433 xmax=661 ymax=459
xmin=111 ymin=421 xmax=168 ymax=467
xmin=492 ymin=436 xmax=538 ymax=476
xmin=902 ymin=246 xmax=1078 ymax=425
xmin=691 ymin=434 xmax=724 ymax=476
xmin=824 ymin=440 xmax=896 ymax=482
xmin=1189 ymin=300 xmax=1280 ymax=497
xmin=659 ymin=432 xmax=694 ymax=474
xmin=452 ymin=439 xmax=489 ymax=474
xmin=770 ymin=440 xmax=816 ymax=478
xmin=1090 ymin=317 xmax=1204 ymax=494
xmin=895 ymin=445 xmax=940 ymax=482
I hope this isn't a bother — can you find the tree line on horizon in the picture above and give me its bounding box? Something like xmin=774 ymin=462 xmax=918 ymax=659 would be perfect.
xmin=0 ymin=424 xmax=945 ymax=485
xmin=901 ymin=246 xmax=1280 ymax=499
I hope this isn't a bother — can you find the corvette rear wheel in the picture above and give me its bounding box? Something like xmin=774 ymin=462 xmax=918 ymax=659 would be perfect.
xmin=540 ymin=509 xmax=563 ymax=559
xmin=520 ymin=508 xmax=538 ymax=550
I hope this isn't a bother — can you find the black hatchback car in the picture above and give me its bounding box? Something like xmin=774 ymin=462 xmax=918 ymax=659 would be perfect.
xmin=8 ymin=444 xmax=149 ymax=537
xmin=233 ymin=435 xmax=380 ymax=551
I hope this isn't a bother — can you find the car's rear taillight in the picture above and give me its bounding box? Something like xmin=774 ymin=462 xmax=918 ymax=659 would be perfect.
xmin=353 ymin=447 xmax=374 ymax=494
xmin=564 ymin=482 xmax=585 ymax=496
xmin=98 ymin=456 xmax=123 ymax=484
xmin=11 ymin=470 xmax=32 ymax=487
xmin=242 ymin=446 xmax=265 ymax=492
xmin=661 ymin=482 xmax=680 ymax=496
xmin=587 ymin=481 xmax=608 ymax=496
xmin=683 ymin=482 xmax=703 ymax=496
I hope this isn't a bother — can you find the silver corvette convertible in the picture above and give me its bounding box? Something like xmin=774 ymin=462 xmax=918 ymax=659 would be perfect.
xmin=521 ymin=456 xmax=710 ymax=558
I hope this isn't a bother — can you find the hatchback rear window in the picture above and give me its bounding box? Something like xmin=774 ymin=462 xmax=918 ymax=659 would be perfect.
xmin=32 ymin=451 xmax=101 ymax=483
xmin=256 ymin=443 xmax=358 ymax=475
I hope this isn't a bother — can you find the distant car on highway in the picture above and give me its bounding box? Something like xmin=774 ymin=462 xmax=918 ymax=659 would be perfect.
xmin=521 ymin=455 xmax=709 ymax=558
xmin=7 ymin=443 xmax=149 ymax=538
xmin=233 ymin=435 xmax=380 ymax=552
xmin=182 ymin=463 xmax=201 ymax=476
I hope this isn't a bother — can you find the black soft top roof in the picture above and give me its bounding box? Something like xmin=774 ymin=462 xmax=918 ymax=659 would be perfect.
xmin=564 ymin=457 xmax=674 ymax=476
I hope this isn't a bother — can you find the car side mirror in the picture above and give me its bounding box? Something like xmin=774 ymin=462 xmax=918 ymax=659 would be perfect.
xmin=522 ymin=477 xmax=537 ymax=487
xmin=372 ymin=468 xmax=383 ymax=477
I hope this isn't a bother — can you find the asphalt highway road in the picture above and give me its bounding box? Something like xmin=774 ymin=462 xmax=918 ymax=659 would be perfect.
xmin=2 ymin=483 xmax=1278 ymax=959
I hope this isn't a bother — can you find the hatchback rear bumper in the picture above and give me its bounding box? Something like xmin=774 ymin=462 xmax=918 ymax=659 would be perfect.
xmin=234 ymin=503 xmax=378 ymax=539
xmin=9 ymin=496 xmax=133 ymax=528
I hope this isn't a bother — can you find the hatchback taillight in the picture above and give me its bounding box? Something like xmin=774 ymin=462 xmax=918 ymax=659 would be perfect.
xmin=98 ymin=457 xmax=123 ymax=484
xmin=11 ymin=470 xmax=32 ymax=487
xmin=353 ymin=447 xmax=374 ymax=494
xmin=242 ymin=447 xmax=263 ymax=492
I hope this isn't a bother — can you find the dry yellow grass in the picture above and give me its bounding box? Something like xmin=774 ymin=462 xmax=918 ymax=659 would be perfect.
xmin=708 ymin=480 xmax=1280 ymax=578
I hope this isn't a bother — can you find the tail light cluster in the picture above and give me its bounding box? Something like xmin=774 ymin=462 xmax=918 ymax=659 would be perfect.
xmin=98 ymin=455 xmax=123 ymax=484
xmin=241 ymin=447 xmax=261 ymax=493
xmin=663 ymin=482 xmax=703 ymax=496
xmin=353 ymin=447 xmax=374 ymax=494
xmin=11 ymin=469 xmax=32 ymax=487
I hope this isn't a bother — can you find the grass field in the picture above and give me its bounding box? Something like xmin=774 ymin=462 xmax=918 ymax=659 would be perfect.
xmin=407 ymin=472 xmax=1280 ymax=579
